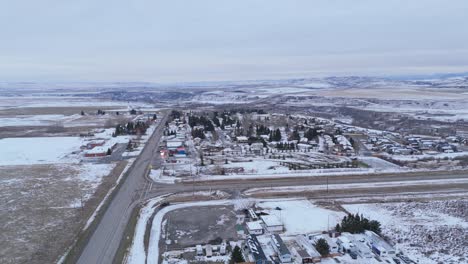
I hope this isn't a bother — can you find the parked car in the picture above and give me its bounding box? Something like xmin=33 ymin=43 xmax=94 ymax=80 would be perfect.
xmin=349 ymin=251 xmax=358 ymax=259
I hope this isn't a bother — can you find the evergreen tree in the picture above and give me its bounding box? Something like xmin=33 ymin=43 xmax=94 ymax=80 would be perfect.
xmin=106 ymin=148 xmax=112 ymax=155
xmin=335 ymin=223 xmax=341 ymax=232
xmin=315 ymin=238 xmax=330 ymax=256
xmin=230 ymin=245 xmax=245 ymax=264
xmin=290 ymin=129 xmax=300 ymax=141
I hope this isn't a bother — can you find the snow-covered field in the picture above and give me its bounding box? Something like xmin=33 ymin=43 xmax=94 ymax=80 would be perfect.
xmin=343 ymin=200 xmax=468 ymax=264
xmin=0 ymin=114 xmax=81 ymax=127
xmin=223 ymin=159 xmax=291 ymax=174
xmin=0 ymin=137 xmax=84 ymax=165
xmin=256 ymin=199 xmax=345 ymax=235
xmin=0 ymin=162 xmax=117 ymax=264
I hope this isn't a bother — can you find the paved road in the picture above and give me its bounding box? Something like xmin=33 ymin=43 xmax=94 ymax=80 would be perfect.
xmin=149 ymin=170 xmax=468 ymax=195
xmin=76 ymin=113 xmax=168 ymax=264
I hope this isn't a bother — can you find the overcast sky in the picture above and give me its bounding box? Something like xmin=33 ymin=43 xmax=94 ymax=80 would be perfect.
xmin=1 ymin=0 xmax=467 ymax=82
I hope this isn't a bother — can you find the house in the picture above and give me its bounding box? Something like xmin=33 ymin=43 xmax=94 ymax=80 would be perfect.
xmin=260 ymin=215 xmax=283 ymax=233
xmin=86 ymin=140 xmax=105 ymax=149
xmin=237 ymin=136 xmax=249 ymax=143
xmin=196 ymin=245 xmax=203 ymax=256
xmin=295 ymin=235 xmax=321 ymax=263
xmin=271 ymin=234 xmax=292 ymax=263
xmin=251 ymin=143 xmax=264 ymax=155
xmin=297 ymin=249 xmax=319 ymax=264
xmin=176 ymin=146 xmax=186 ymax=155
xmin=253 ymin=113 xmax=270 ymax=121
xmin=220 ymin=241 xmax=227 ymax=255
xmin=206 ymin=244 xmax=213 ymax=257
xmin=246 ymin=221 xmax=263 ymax=235
xmin=353 ymin=240 xmax=373 ymax=258
xmin=364 ymin=231 xmax=396 ymax=257
xmin=84 ymin=147 xmax=108 ymax=157
xmin=336 ymin=235 xmax=354 ymax=253
xmin=246 ymin=235 xmax=269 ymax=264
xmin=167 ymin=139 xmax=183 ymax=150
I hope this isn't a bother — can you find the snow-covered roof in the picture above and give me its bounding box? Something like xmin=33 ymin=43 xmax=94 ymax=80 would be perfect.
xmin=247 ymin=221 xmax=263 ymax=231
xmin=260 ymin=215 xmax=283 ymax=227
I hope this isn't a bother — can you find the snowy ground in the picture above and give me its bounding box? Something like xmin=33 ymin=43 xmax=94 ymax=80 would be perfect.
xmin=193 ymin=167 xmax=376 ymax=181
xmin=343 ymin=200 xmax=468 ymax=264
xmin=358 ymin=156 xmax=402 ymax=170
xmin=0 ymin=162 xmax=118 ymax=264
xmin=0 ymin=137 xmax=84 ymax=165
xmin=0 ymin=114 xmax=81 ymax=127
xmin=256 ymin=199 xmax=345 ymax=235
xmin=222 ymin=159 xmax=291 ymax=174
xmin=149 ymin=169 xmax=178 ymax=184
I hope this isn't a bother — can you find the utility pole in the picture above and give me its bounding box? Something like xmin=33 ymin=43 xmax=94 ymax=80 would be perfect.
xmin=326 ymin=176 xmax=329 ymax=194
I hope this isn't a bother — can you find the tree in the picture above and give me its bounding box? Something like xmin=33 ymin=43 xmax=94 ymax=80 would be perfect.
xmin=315 ymin=238 xmax=330 ymax=256
xmin=106 ymin=148 xmax=112 ymax=155
xmin=369 ymin=220 xmax=382 ymax=234
xmin=80 ymin=110 xmax=85 ymax=116
xmin=273 ymin=128 xmax=282 ymax=141
xmin=335 ymin=223 xmax=341 ymax=232
xmin=230 ymin=245 xmax=245 ymax=264
xmin=130 ymin=109 xmax=137 ymax=115
xmin=290 ymin=129 xmax=300 ymax=141
xmin=200 ymin=153 xmax=205 ymax=166
xmin=338 ymin=213 xmax=382 ymax=235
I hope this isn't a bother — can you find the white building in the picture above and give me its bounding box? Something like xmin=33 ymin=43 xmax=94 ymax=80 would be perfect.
xmin=220 ymin=241 xmax=227 ymax=255
xmin=236 ymin=136 xmax=249 ymax=143
xmin=260 ymin=215 xmax=283 ymax=233
xmin=167 ymin=139 xmax=183 ymax=150
xmin=246 ymin=221 xmax=264 ymax=235
xmin=205 ymin=244 xmax=212 ymax=257
xmin=196 ymin=245 xmax=203 ymax=256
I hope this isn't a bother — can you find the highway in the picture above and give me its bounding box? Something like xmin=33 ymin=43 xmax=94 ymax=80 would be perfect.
xmin=76 ymin=113 xmax=168 ymax=264
xmin=148 ymin=170 xmax=468 ymax=195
